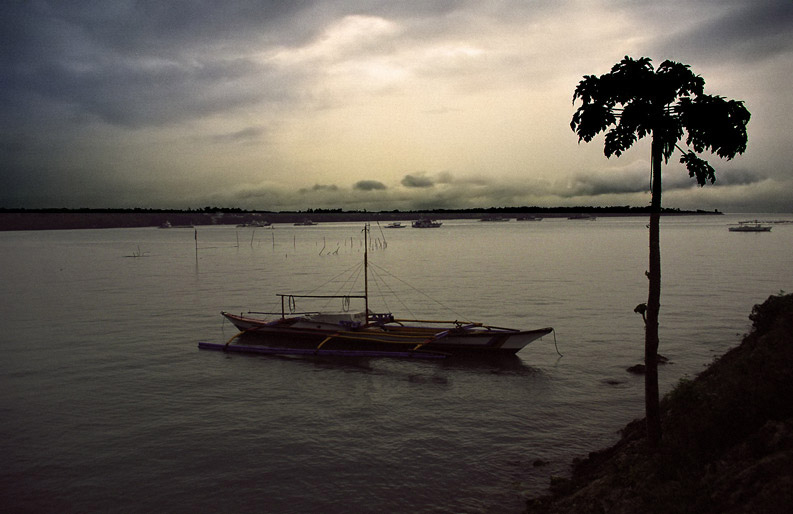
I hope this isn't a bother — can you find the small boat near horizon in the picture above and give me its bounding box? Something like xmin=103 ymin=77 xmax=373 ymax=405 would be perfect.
xmin=294 ymin=219 xmax=319 ymax=226
xmin=236 ymin=220 xmax=271 ymax=228
xmin=384 ymin=222 xmax=406 ymax=228
xmin=159 ymin=221 xmax=195 ymax=229
xmin=200 ymin=225 xmax=553 ymax=359
xmin=412 ymin=218 xmax=443 ymax=228
xmin=729 ymin=220 xmax=772 ymax=232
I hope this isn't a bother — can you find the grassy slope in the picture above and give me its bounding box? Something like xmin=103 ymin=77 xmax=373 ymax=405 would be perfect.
xmin=526 ymin=293 xmax=793 ymax=514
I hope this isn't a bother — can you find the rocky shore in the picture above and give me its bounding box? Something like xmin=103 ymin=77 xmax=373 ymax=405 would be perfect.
xmin=525 ymin=293 xmax=793 ymax=513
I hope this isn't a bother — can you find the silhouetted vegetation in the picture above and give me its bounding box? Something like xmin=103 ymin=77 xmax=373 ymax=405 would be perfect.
xmin=0 ymin=206 xmax=719 ymax=215
xmin=571 ymin=56 xmax=749 ymax=446
xmin=0 ymin=205 xmax=721 ymax=231
xmin=526 ymin=293 xmax=793 ymax=514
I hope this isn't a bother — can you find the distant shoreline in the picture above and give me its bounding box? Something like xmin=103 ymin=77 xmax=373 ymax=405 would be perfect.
xmin=0 ymin=207 xmax=723 ymax=231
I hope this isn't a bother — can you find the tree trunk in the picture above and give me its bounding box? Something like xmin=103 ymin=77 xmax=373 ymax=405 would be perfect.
xmin=645 ymin=134 xmax=663 ymax=446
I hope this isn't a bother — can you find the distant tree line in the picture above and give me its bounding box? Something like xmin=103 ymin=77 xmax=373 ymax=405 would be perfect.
xmin=0 ymin=206 xmax=255 ymax=214
xmin=0 ymin=206 xmax=721 ymax=215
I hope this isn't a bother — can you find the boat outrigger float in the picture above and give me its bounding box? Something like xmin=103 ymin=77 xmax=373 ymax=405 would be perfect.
xmin=199 ymin=225 xmax=554 ymax=359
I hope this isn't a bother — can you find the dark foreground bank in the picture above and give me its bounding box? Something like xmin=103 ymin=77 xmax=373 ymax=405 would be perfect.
xmin=526 ymin=293 xmax=793 ymax=514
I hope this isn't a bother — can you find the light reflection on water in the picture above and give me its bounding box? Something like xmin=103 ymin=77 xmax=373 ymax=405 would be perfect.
xmin=0 ymin=215 xmax=791 ymax=512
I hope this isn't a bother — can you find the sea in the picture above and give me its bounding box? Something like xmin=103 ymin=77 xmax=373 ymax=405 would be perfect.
xmin=1 ymin=214 xmax=791 ymax=513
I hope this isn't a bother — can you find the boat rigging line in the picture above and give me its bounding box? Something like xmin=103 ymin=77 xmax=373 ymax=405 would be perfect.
xmin=367 ymin=261 xmax=472 ymax=322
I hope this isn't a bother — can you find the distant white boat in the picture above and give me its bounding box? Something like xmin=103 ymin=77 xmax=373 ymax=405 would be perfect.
xmin=384 ymin=222 xmax=406 ymax=228
xmin=729 ymin=220 xmax=771 ymax=232
xmin=412 ymin=219 xmax=442 ymax=228
xmin=294 ymin=219 xmax=318 ymax=226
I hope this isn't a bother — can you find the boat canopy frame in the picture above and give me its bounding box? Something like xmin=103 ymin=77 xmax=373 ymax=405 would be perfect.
xmin=275 ymin=293 xmax=367 ymax=319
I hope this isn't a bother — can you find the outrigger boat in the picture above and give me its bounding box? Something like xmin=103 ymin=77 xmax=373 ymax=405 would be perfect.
xmin=199 ymin=226 xmax=553 ymax=359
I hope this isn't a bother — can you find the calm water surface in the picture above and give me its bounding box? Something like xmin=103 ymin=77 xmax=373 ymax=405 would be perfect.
xmin=1 ymin=215 xmax=791 ymax=513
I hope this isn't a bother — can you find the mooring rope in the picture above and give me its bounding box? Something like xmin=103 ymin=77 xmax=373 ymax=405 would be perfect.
xmin=552 ymin=328 xmax=563 ymax=357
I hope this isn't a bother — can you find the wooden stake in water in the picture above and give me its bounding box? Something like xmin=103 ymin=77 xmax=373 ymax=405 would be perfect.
xmin=364 ymin=225 xmax=369 ymax=322
xmin=194 ymin=229 xmax=198 ymax=264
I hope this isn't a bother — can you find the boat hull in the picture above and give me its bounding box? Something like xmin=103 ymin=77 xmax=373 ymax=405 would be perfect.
xmin=221 ymin=312 xmax=552 ymax=355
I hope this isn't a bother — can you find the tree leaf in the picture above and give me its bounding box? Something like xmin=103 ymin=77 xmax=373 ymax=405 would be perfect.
xmin=680 ymin=151 xmax=716 ymax=186
xmin=679 ymin=95 xmax=750 ymax=159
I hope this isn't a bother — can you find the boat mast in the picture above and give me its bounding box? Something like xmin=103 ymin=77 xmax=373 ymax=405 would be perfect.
xmin=364 ymin=224 xmax=369 ymax=322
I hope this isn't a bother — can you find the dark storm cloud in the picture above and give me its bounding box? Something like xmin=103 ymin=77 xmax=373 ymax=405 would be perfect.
xmin=559 ymin=163 xmax=768 ymax=199
xmin=654 ymin=0 xmax=793 ymax=63
xmin=659 ymin=166 xmax=767 ymax=190
xmin=354 ymin=180 xmax=387 ymax=191
xmin=0 ymin=1 xmax=349 ymax=128
xmin=401 ymin=174 xmax=434 ymax=188
xmin=210 ymin=126 xmax=268 ymax=144
xmin=299 ymin=184 xmax=339 ymax=193
xmin=48 ymin=59 xmax=267 ymax=127
xmin=562 ymin=173 xmax=649 ymax=198
xmin=0 ymin=0 xmax=485 ymax=130
xmin=1 ymin=1 xmax=316 ymax=64
xmin=713 ymin=168 xmax=766 ymax=186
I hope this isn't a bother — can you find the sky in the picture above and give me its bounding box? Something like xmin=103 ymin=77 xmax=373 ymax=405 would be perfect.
xmin=2 ymin=0 xmax=792 ymax=212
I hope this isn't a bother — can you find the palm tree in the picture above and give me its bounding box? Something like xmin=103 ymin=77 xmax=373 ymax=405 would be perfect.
xmin=571 ymin=56 xmax=750 ymax=446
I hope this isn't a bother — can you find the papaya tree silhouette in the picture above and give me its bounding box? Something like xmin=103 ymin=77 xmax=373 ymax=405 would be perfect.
xmin=571 ymin=56 xmax=750 ymax=446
